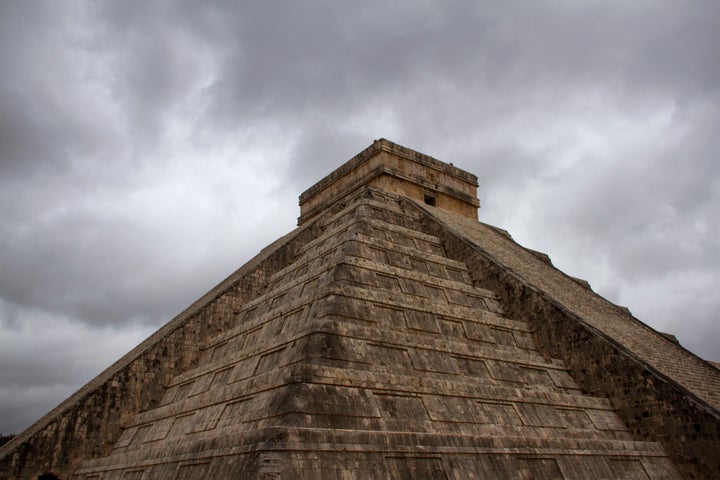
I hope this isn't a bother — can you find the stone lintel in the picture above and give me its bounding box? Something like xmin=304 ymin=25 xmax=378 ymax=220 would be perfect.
xmin=298 ymin=138 xmax=479 ymax=225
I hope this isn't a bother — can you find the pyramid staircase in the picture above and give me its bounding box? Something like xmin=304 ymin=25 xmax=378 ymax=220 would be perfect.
xmin=73 ymin=188 xmax=679 ymax=479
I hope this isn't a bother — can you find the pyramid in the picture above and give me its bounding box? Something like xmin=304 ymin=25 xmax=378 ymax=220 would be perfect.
xmin=2 ymin=139 xmax=719 ymax=479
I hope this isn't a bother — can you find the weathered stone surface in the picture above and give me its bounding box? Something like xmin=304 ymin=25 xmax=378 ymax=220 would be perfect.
xmin=3 ymin=139 xmax=716 ymax=479
xmin=414 ymin=197 xmax=720 ymax=479
xmin=66 ymin=190 xmax=679 ymax=479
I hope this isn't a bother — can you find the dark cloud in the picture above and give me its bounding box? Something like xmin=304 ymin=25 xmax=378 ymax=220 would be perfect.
xmin=1 ymin=0 xmax=718 ymax=435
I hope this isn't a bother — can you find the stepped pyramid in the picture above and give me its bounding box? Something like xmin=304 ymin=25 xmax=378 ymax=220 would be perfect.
xmin=2 ymin=139 xmax=719 ymax=479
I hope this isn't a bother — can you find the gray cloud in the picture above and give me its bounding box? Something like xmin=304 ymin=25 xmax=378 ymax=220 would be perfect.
xmin=1 ymin=0 xmax=718 ymax=435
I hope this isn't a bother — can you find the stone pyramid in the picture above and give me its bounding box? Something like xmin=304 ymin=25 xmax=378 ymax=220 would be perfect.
xmin=2 ymin=139 xmax=719 ymax=479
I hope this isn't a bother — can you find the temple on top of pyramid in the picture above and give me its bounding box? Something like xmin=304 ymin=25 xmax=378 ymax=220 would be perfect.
xmin=1 ymin=139 xmax=719 ymax=480
xmin=298 ymin=139 xmax=480 ymax=225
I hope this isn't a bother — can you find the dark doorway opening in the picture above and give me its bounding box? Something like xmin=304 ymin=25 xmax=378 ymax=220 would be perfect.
xmin=424 ymin=194 xmax=436 ymax=206
xmin=38 ymin=474 xmax=60 ymax=480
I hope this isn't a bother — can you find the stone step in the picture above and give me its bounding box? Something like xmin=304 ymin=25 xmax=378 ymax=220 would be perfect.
xmin=76 ymin=426 xmax=672 ymax=474
xmin=318 ymin=197 xmax=422 ymax=232
xmin=334 ymin=257 xmax=503 ymax=312
xmin=141 ymin=361 xmax=610 ymax=433
xmin=273 ymin=213 xmax=451 ymax=289
xmin=171 ymin=301 xmax=559 ymax=393
xmin=266 ymin=230 xmax=466 ymax=295
xmin=169 ymin=311 xmax=556 ymax=400
xmin=326 ymin=283 xmax=528 ymax=333
xmin=293 ymin=214 xmax=447 ymax=269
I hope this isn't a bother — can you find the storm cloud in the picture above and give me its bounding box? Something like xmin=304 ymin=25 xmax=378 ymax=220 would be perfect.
xmin=1 ymin=0 xmax=718 ymax=435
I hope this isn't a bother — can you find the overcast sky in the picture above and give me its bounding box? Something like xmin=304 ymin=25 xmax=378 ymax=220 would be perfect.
xmin=1 ymin=1 xmax=718 ymax=435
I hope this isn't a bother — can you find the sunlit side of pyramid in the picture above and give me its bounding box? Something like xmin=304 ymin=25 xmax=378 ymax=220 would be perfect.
xmin=1 ymin=139 xmax=719 ymax=479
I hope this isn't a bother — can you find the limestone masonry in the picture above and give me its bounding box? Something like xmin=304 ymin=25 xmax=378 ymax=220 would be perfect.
xmin=1 ymin=139 xmax=718 ymax=479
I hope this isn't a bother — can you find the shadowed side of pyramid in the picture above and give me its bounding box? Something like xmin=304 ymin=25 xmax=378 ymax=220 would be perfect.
xmin=73 ymin=188 xmax=679 ymax=479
